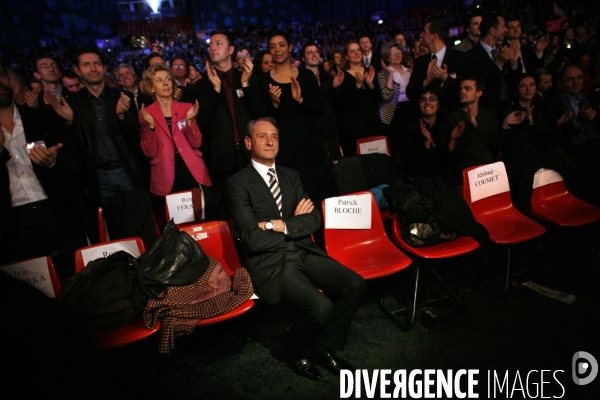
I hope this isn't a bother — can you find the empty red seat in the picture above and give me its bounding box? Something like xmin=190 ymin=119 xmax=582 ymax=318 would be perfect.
xmin=530 ymin=170 xmax=600 ymax=226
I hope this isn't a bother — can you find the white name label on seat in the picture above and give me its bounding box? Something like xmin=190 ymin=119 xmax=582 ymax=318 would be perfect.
xmin=468 ymin=162 xmax=510 ymax=203
xmin=325 ymin=193 xmax=372 ymax=229
xmin=166 ymin=191 xmax=195 ymax=224
xmin=358 ymin=138 xmax=390 ymax=155
xmin=0 ymin=258 xmax=55 ymax=298
xmin=533 ymin=168 xmax=564 ymax=189
xmin=81 ymin=240 xmax=142 ymax=266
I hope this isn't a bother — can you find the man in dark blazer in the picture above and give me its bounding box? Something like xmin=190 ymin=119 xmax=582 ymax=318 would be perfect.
xmin=359 ymin=36 xmax=382 ymax=72
xmin=225 ymin=117 xmax=366 ymax=381
xmin=195 ymin=31 xmax=265 ymax=188
xmin=407 ymin=18 xmax=465 ymax=109
xmin=463 ymin=14 xmax=522 ymax=117
xmin=55 ymin=48 xmax=152 ymax=244
xmin=64 ymin=48 xmax=146 ymax=206
xmin=0 ymin=63 xmax=88 ymax=275
xmin=505 ymin=18 xmax=548 ymax=74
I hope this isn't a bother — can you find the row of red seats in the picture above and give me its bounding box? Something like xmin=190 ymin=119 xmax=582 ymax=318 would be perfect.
xmin=3 ymin=160 xmax=599 ymax=346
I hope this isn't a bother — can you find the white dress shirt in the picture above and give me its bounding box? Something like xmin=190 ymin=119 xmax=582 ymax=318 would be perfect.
xmin=1 ymin=105 xmax=48 ymax=206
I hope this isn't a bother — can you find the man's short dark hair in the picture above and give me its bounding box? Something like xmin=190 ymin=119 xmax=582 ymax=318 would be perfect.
xmin=301 ymin=43 xmax=319 ymax=59
xmin=429 ymin=18 xmax=449 ymax=42
xmin=172 ymin=56 xmax=189 ymax=72
xmin=419 ymin=85 xmax=443 ymax=104
xmin=556 ymin=65 xmax=582 ymax=84
xmin=534 ymin=68 xmax=552 ymax=85
xmin=73 ymin=47 xmax=105 ymax=68
xmin=463 ymin=12 xmax=483 ymax=30
xmin=62 ymin=69 xmax=79 ymax=80
xmin=144 ymin=52 xmax=163 ymax=70
xmin=236 ymin=46 xmax=250 ymax=56
xmin=460 ymin=75 xmax=484 ymax=92
xmin=480 ymin=14 xmax=502 ymax=38
xmin=505 ymin=16 xmax=520 ymax=25
xmin=210 ymin=30 xmax=235 ymax=47
xmin=246 ymin=117 xmax=278 ymax=138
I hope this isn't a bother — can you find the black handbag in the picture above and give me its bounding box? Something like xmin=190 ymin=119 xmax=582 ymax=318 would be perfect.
xmin=138 ymin=219 xmax=210 ymax=288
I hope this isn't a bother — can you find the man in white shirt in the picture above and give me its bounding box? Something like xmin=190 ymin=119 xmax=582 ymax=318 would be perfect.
xmin=0 ymin=63 xmax=87 ymax=276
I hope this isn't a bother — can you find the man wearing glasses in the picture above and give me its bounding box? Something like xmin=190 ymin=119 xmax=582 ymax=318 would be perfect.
xmin=33 ymin=57 xmax=69 ymax=106
xmin=234 ymin=47 xmax=252 ymax=71
xmin=171 ymin=57 xmax=194 ymax=103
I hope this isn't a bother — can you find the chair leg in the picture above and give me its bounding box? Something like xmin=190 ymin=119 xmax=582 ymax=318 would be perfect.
xmin=408 ymin=263 xmax=420 ymax=328
xmin=504 ymin=247 xmax=511 ymax=295
xmin=425 ymin=265 xmax=464 ymax=311
xmin=378 ymin=264 xmax=420 ymax=332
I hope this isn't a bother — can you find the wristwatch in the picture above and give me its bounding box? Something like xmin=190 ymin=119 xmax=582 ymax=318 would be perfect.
xmin=264 ymin=220 xmax=274 ymax=230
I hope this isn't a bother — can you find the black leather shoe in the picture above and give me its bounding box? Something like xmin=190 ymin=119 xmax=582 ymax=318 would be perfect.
xmin=315 ymin=350 xmax=355 ymax=375
xmin=291 ymin=358 xmax=322 ymax=381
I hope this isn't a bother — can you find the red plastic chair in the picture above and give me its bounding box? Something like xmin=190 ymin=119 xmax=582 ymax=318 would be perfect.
xmin=530 ymin=171 xmax=600 ymax=226
xmin=322 ymin=191 xmax=411 ymax=279
xmin=74 ymin=238 xmax=160 ymax=349
xmin=462 ymin=163 xmax=546 ymax=294
xmin=0 ymin=256 xmax=62 ymax=299
xmin=179 ymin=220 xmax=254 ymax=325
xmin=97 ymin=206 xmax=111 ymax=243
xmin=387 ymin=214 xmax=480 ymax=329
xmin=357 ymin=136 xmax=391 ymax=156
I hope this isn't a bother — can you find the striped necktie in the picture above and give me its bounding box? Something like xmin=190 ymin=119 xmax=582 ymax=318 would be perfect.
xmin=268 ymin=168 xmax=282 ymax=216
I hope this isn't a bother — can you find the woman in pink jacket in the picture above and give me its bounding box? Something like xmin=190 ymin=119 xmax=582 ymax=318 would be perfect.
xmin=139 ymin=64 xmax=211 ymax=199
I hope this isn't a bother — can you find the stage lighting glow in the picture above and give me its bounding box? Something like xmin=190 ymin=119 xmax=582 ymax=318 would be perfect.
xmin=146 ymin=0 xmax=161 ymax=13
xmin=378 ymin=20 xmax=383 ymax=25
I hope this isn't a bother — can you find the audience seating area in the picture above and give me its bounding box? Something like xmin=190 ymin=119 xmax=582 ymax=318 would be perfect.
xmin=5 ymin=154 xmax=600 ymax=349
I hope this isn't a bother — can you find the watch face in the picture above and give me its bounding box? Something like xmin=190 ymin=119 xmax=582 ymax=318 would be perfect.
xmin=265 ymin=221 xmax=273 ymax=229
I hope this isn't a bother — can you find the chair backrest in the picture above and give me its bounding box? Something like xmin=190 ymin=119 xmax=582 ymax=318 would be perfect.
xmin=179 ymin=220 xmax=242 ymax=275
xmin=531 ymin=168 xmax=568 ymax=201
xmin=74 ymin=238 xmax=145 ymax=272
xmin=357 ymin=136 xmax=390 ymax=156
xmin=0 ymin=257 xmax=62 ymax=298
xmin=322 ymin=191 xmax=387 ymax=253
xmin=462 ymin=162 xmax=513 ymax=215
xmin=165 ymin=188 xmax=204 ymax=225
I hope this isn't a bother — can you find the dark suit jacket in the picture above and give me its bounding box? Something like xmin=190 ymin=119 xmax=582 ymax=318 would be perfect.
xmin=364 ymin=52 xmax=382 ymax=73
xmin=0 ymin=104 xmax=87 ymax=232
xmin=225 ymin=163 xmax=327 ymax=303
xmin=195 ymin=70 xmax=265 ymax=172
xmin=36 ymin=86 xmax=71 ymax=106
xmin=132 ymin=89 xmax=153 ymax=110
xmin=543 ymin=90 xmax=598 ymax=152
xmin=463 ymin=45 xmax=522 ymax=115
xmin=67 ymin=85 xmax=146 ymax=204
xmin=407 ymin=46 xmax=465 ymax=108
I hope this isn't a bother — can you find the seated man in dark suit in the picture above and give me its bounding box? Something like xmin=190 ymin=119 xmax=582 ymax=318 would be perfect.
xmin=225 ymin=117 xmax=366 ymax=381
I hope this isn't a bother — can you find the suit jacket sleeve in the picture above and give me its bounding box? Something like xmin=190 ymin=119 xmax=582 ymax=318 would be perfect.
xmin=225 ymin=169 xmax=321 ymax=253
